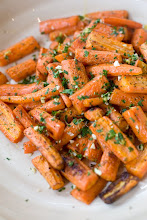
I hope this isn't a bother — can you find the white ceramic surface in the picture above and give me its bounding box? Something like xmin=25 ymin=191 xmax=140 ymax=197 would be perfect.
xmin=0 ymin=0 xmax=147 ymax=219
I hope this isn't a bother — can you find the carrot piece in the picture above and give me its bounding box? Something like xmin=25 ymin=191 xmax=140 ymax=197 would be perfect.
xmin=0 ymin=82 xmax=44 ymax=96
xmin=0 ymin=36 xmax=40 ymax=66
xmin=61 ymin=59 xmax=89 ymax=90
xmin=36 ymin=69 xmax=46 ymax=82
xmin=75 ymin=49 xmax=122 ymax=65
xmin=85 ymin=10 xmax=129 ymax=20
xmin=61 ymin=152 xmax=98 ymax=191
xmin=102 ymin=17 xmax=142 ymax=29
xmin=23 ymin=141 xmax=37 ymax=154
xmin=116 ymin=74 xmax=147 ymax=94
xmin=73 ymin=30 xmax=81 ymax=39
xmin=126 ymin=143 xmax=147 ymax=179
xmin=40 ymin=16 xmax=80 ymax=34
xmin=86 ymin=64 xmax=142 ymax=76
xmin=6 ymin=59 xmax=36 ymax=82
xmin=0 ymin=101 xmax=24 ymax=143
xmin=139 ymin=42 xmax=147 ymax=62
xmin=69 ymin=74 xmax=109 ymax=114
xmin=30 ymin=108 xmax=65 ymax=140
xmin=58 ymin=106 xmax=80 ymax=123
xmin=24 ymin=126 xmax=64 ymax=170
xmin=32 ymin=155 xmax=65 ymax=190
xmin=123 ymin=28 xmax=133 ymax=42
xmin=95 ymin=148 xmax=120 ymax=181
xmin=0 ymin=83 xmax=59 ymax=104
xmin=135 ymin=59 xmax=147 ymax=74
xmin=90 ymin=116 xmax=138 ymax=163
xmin=70 ymin=37 xmax=86 ymax=53
xmin=84 ymin=108 xmax=104 ymax=121
xmin=131 ymin=29 xmax=147 ymax=53
xmin=13 ymin=105 xmax=35 ymax=128
xmin=0 ymin=72 xmax=7 ymax=85
xmin=86 ymin=32 xmax=134 ymax=57
xmin=57 ymin=37 xmax=72 ymax=53
xmin=83 ymin=97 xmax=103 ymax=107
xmin=54 ymin=53 xmax=72 ymax=62
xmin=22 ymin=101 xmax=42 ymax=111
xmin=49 ymin=41 xmax=59 ymax=50
xmin=123 ymin=106 xmax=147 ymax=143
xmin=53 ymin=120 xmax=85 ymax=150
xmin=71 ymin=178 xmax=107 ymax=204
xmin=110 ymin=89 xmax=147 ymax=111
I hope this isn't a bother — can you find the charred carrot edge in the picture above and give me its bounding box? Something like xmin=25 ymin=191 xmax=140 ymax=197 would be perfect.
xmin=126 ymin=143 xmax=147 ymax=179
xmin=49 ymin=41 xmax=59 ymax=50
xmin=0 ymin=72 xmax=7 ymax=85
xmin=131 ymin=29 xmax=147 ymax=53
xmin=135 ymin=59 xmax=147 ymax=74
xmin=110 ymin=88 xmax=147 ymax=111
xmin=24 ymin=126 xmax=64 ymax=170
xmin=61 ymin=152 xmax=98 ymax=191
xmin=0 ymin=36 xmax=40 ymax=66
xmin=139 ymin=42 xmax=147 ymax=62
xmin=0 ymin=101 xmax=24 ymax=143
xmin=123 ymin=106 xmax=147 ymax=143
xmin=71 ymin=178 xmax=107 ymax=205
xmin=58 ymin=106 xmax=80 ymax=123
xmin=13 ymin=105 xmax=36 ymax=128
xmin=6 ymin=59 xmax=36 ymax=82
xmin=0 ymin=83 xmax=59 ymax=104
xmin=32 ymin=155 xmax=65 ymax=190
xmin=85 ymin=10 xmax=129 ymax=19
xmin=23 ymin=141 xmax=37 ymax=154
xmin=83 ymin=97 xmax=103 ymax=107
xmin=84 ymin=108 xmax=104 ymax=121
xmin=30 ymin=108 xmax=65 ymax=140
xmin=40 ymin=16 xmax=80 ymax=34
xmin=90 ymin=116 xmax=138 ymax=163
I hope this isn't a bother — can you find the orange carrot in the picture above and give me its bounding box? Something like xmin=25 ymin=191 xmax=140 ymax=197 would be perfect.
xmin=75 ymin=49 xmax=122 ymax=65
xmin=23 ymin=141 xmax=37 ymax=154
xmin=24 ymin=126 xmax=64 ymax=170
xmin=22 ymin=101 xmax=42 ymax=111
xmin=84 ymin=108 xmax=104 ymax=121
xmin=0 ymin=72 xmax=7 ymax=85
xmin=85 ymin=10 xmax=129 ymax=19
xmin=58 ymin=106 xmax=80 ymax=123
xmin=139 ymin=42 xmax=147 ymax=62
xmin=49 ymin=41 xmax=59 ymax=50
xmin=57 ymin=37 xmax=72 ymax=53
xmin=73 ymin=30 xmax=81 ymax=39
xmin=61 ymin=152 xmax=98 ymax=191
xmin=71 ymin=178 xmax=107 ymax=204
xmin=110 ymin=89 xmax=147 ymax=111
xmin=123 ymin=28 xmax=133 ymax=42
xmin=123 ymin=106 xmax=147 ymax=143
xmin=6 ymin=59 xmax=36 ymax=82
xmin=32 ymin=155 xmax=65 ymax=190
xmin=0 ymin=36 xmax=40 ymax=66
xmin=54 ymin=53 xmax=72 ymax=62
xmin=8 ymin=103 xmax=18 ymax=110
xmin=40 ymin=16 xmax=80 ymax=34
xmin=90 ymin=116 xmax=138 ymax=163
xmin=131 ymin=29 xmax=147 ymax=53
xmin=135 ymin=59 xmax=147 ymax=74
xmin=83 ymin=97 xmax=103 ymax=107
xmin=0 ymin=101 xmax=24 ymax=143
xmin=30 ymin=108 xmax=65 ymax=140
xmin=70 ymin=37 xmax=86 ymax=53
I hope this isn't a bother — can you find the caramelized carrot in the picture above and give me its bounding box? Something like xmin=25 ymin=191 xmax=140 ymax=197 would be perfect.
xmin=84 ymin=108 xmax=104 ymax=121
xmin=24 ymin=141 xmax=37 ymax=154
xmin=58 ymin=106 xmax=80 ymax=123
xmin=83 ymin=97 xmax=103 ymax=107
xmin=55 ymin=53 xmax=72 ymax=62
xmin=139 ymin=42 xmax=147 ymax=62
xmin=22 ymin=101 xmax=42 ymax=111
xmin=85 ymin=10 xmax=128 ymax=19
xmin=135 ymin=59 xmax=147 ymax=74
xmin=70 ymin=37 xmax=86 ymax=53
xmin=0 ymin=72 xmax=7 ymax=85
xmin=131 ymin=29 xmax=147 ymax=53
xmin=49 ymin=41 xmax=59 ymax=50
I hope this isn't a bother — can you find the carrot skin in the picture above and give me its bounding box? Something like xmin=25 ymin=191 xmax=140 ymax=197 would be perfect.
xmin=83 ymin=97 xmax=103 ymax=107
xmin=24 ymin=141 xmax=37 ymax=154
xmin=131 ymin=29 xmax=147 ymax=53
xmin=85 ymin=10 xmax=129 ymax=19
xmin=0 ymin=72 xmax=7 ymax=85
xmin=84 ymin=108 xmax=104 ymax=121
xmin=140 ymin=42 xmax=147 ymax=62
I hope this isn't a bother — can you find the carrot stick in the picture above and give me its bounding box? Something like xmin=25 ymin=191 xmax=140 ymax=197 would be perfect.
xmin=70 ymin=37 xmax=86 ymax=53
xmin=32 ymin=155 xmax=65 ymax=190
xmin=83 ymin=97 xmax=103 ymax=107
xmin=90 ymin=116 xmax=138 ymax=163
xmin=0 ymin=72 xmax=7 ymax=85
xmin=73 ymin=30 xmax=81 ymax=39
xmin=36 ymin=69 xmax=46 ymax=81
xmin=135 ymin=59 xmax=147 ymax=74
xmin=69 ymin=74 xmax=109 ymax=114
xmin=0 ymin=36 xmax=40 ymax=66
xmin=54 ymin=53 xmax=72 ymax=62
xmin=24 ymin=141 xmax=37 ymax=154
xmin=0 ymin=101 xmax=24 ymax=143
xmin=71 ymin=178 xmax=107 ymax=204
xmin=123 ymin=106 xmax=147 ymax=143
xmin=131 ymin=29 xmax=147 ymax=53
xmin=86 ymin=64 xmax=142 ymax=76
xmin=110 ymin=89 xmax=147 ymax=111
xmin=57 ymin=37 xmax=72 ymax=53
xmin=102 ymin=17 xmax=142 ymax=29
xmin=24 ymin=126 xmax=64 ymax=170
xmin=40 ymin=16 xmax=80 ymax=34
xmin=139 ymin=42 xmax=147 ymax=62
xmin=6 ymin=59 xmax=36 ymax=82
xmin=58 ymin=106 xmax=80 ymax=123
xmin=0 ymin=83 xmax=59 ymax=104
xmin=49 ymin=41 xmax=59 ymax=50
xmin=126 ymin=143 xmax=147 ymax=179
xmin=22 ymin=101 xmax=42 ymax=111
xmin=61 ymin=152 xmax=98 ymax=191
xmin=85 ymin=10 xmax=129 ymax=19
xmin=84 ymin=108 xmax=104 ymax=121
xmin=75 ymin=49 xmax=122 ymax=65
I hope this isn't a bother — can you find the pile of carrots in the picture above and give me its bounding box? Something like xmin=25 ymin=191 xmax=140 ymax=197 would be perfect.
xmin=0 ymin=9 xmax=147 ymax=205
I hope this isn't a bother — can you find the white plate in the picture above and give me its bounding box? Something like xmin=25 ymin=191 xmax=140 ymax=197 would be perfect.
xmin=0 ymin=0 xmax=147 ymax=219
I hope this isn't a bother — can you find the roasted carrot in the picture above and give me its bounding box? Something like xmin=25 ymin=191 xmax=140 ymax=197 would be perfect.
xmin=32 ymin=155 xmax=65 ymax=190
xmin=83 ymin=97 xmax=103 ymax=107
xmin=61 ymin=152 xmax=98 ymax=191
xmin=70 ymin=37 xmax=86 ymax=53
xmin=102 ymin=17 xmax=142 ymax=29
xmin=139 ymin=42 xmax=147 ymax=62
xmin=8 ymin=103 xmax=18 ymax=111
xmin=22 ymin=101 xmax=42 ymax=111
xmin=69 ymin=74 xmax=109 ymax=114
xmin=0 ymin=36 xmax=40 ymax=66
xmin=110 ymin=89 xmax=147 ymax=111
xmin=0 ymin=72 xmax=7 ymax=85
xmin=126 ymin=143 xmax=147 ymax=179
xmin=123 ymin=106 xmax=147 ymax=143
xmin=24 ymin=126 xmax=64 ymax=170
xmin=54 ymin=53 xmax=72 ymax=62
xmin=24 ymin=141 xmax=37 ymax=154
xmin=0 ymin=101 xmax=24 ymax=143
xmin=123 ymin=28 xmax=133 ymax=42
xmin=6 ymin=59 xmax=36 ymax=82
xmin=71 ymin=178 xmax=107 ymax=205
xmin=90 ymin=116 xmax=138 ymax=163
xmin=58 ymin=106 xmax=80 ymax=123
xmin=73 ymin=30 xmax=81 ymax=39
xmin=75 ymin=49 xmax=122 ymax=65
xmin=84 ymin=108 xmax=104 ymax=121
xmin=135 ymin=59 xmax=147 ymax=74
xmin=85 ymin=10 xmax=128 ymax=19
xmin=131 ymin=29 xmax=147 ymax=53
xmin=57 ymin=37 xmax=72 ymax=53
xmin=40 ymin=16 xmax=80 ymax=34
xmin=49 ymin=41 xmax=59 ymax=50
